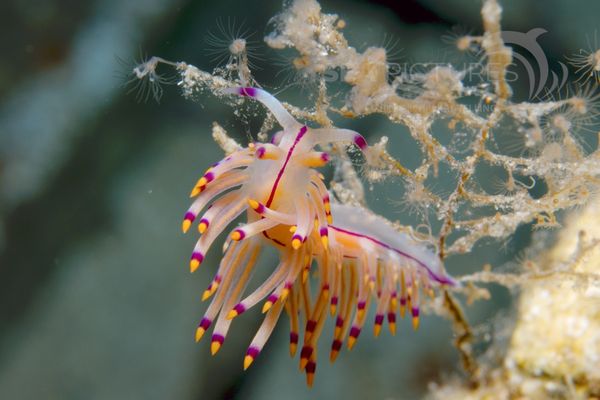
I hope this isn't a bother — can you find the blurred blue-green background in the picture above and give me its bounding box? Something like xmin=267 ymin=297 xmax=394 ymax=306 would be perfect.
xmin=0 ymin=0 xmax=598 ymax=398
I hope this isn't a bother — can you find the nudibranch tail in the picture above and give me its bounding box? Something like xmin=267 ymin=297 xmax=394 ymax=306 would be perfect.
xmin=182 ymin=86 xmax=456 ymax=386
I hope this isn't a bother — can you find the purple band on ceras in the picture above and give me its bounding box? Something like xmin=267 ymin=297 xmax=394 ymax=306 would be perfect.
xmin=191 ymin=252 xmax=204 ymax=263
xmin=255 ymin=146 xmax=267 ymax=159
xmin=246 ymin=346 xmax=260 ymax=358
xmin=211 ymin=333 xmax=225 ymax=345
xmin=238 ymin=87 xmax=257 ymax=97
xmin=353 ymin=134 xmax=368 ymax=150
xmin=266 ymin=293 xmax=278 ymax=304
xmin=198 ymin=317 xmax=212 ymax=330
xmin=270 ymin=131 xmax=283 ymax=145
xmin=331 ymin=339 xmax=343 ymax=352
xmin=232 ymin=303 xmax=246 ymax=316
xmin=203 ymin=171 xmax=215 ymax=184
xmin=198 ymin=218 xmax=209 ymax=229
xmin=387 ymin=312 xmax=396 ymax=324
xmin=204 ymin=273 xmax=221 ymax=292
xmin=233 ymin=228 xmax=246 ymax=240
xmin=253 ymin=201 xmax=266 ymax=214
xmin=290 ymin=332 xmax=299 ymax=345
xmin=184 ymin=211 xmax=196 ymax=223
xmin=300 ymin=345 xmax=313 ymax=360
xmin=374 ymin=314 xmax=384 ymax=326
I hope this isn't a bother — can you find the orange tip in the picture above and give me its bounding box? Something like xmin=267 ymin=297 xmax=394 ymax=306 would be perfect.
xmin=292 ymin=238 xmax=302 ymax=250
xmin=210 ymin=341 xmax=221 ymax=355
xmin=306 ymin=372 xmax=315 ymax=387
xmin=247 ymin=199 xmax=259 ymax=210
xmin=289 ymin=343 xmax=297 ymax=357
xmin=299 ymin=357 xmax=309 ymax=370
xmin=289 ymin=225 xmax=297 ymax=233
xmin=357 ymin=309 xmax=365 ymax=321
xmin=280 ymin=288 xmax=290 ymax=301
xmin=182 ymin=219 xmax=192 ymax=233
xmin=302 ymin=269 xmax=309 ymax=283
xmin=197 ymin=177 xmax=208 ymax=187
xmin=374 ymin=324 xmax=382 ymax=337
xmin=347 ymin=336 xmax=356 ymax=350
xmin=329 ymin=350 xmax=339 ymax=363
xmin=321 ymin=235 xmax=328 ymax=248
xmin=201 ymin=289 xmax=212 ymax=302
xmin=226 ymin=310 xmax=238 ymax=320
xmin=243 ymin=355 xmax=254 ymax=370
xmin=195 ymin=327 xmax=205 ymax=342
xmin=330 ymin=304 xmax=336 ymax=316
xmin=230 ymin=231 xmax=242 ymax=241
xmin=261 ymin=301 xmax=273 ymax=314
xmin=389 ymin=322 xmax=396 ymax=336
xmin=190 ymin=186 xmax=202 ymax=197
xmin=198 ymin=222 xmax=208 ymax=234
xmin=412 ymin=316 xmax=420 ymax=331
xmin=190 ymin=259 xmax=200 ymax=273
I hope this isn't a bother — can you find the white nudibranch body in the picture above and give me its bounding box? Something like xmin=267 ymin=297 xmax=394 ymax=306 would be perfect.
xmin=181 ymin=86 xmax=455 ymax=386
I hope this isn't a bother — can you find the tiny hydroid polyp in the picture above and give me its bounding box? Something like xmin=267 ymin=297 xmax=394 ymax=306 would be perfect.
xmin=182 ymin=86 xmax=456 ymax=386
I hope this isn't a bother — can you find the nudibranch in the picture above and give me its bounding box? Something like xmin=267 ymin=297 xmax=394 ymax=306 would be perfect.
xmin=182 ymin=86 xmax=456 ymax=386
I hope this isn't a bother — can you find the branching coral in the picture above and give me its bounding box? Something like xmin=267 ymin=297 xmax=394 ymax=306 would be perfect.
xmin=263 ymin=0 xmax=600 ymax=259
